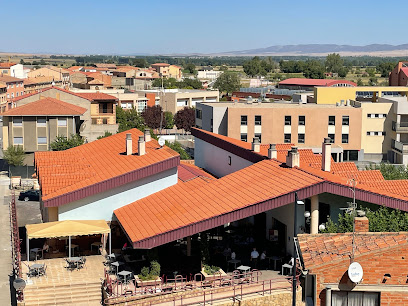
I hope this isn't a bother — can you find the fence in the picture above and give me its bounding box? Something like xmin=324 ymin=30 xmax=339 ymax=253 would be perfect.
xmin=10 ymin=192 xmax=23 ymax=302
xmin=104 ymin=269 xmax=297 ymax=305
xmin=9 ymin=166 xmax=35 ymax=179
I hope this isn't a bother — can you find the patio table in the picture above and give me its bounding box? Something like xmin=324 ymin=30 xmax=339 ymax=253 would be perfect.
xmin=118 ymin=270 xmax=132 ymax=284
xmin=29 ymin=263 xmax=45 ymax=276
xmin=110 ymin=261 xmax=124 ymax=274
xmin=30 ymin=248 xmax=42 ymax=261
xmin=66 ymin=257 xmax=82 ymax=269
xmin=227 ymin=259 xmax=241 ymax=271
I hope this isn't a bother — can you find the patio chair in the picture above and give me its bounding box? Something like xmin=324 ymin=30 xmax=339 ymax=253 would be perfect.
xmin=39 ymin=265 xmax=47 ymax=277
xmin=282 ymin=258 xmax=294 ymax=276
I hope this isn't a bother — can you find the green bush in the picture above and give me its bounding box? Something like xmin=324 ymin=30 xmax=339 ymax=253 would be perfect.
xmin=203 ymin=264 xmax=221 ymax=275
xmin=138 ymin=261 xmax=161 ymax=281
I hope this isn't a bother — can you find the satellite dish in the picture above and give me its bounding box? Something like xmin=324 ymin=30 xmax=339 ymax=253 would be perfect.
xmin=348 ymin=262 xmax=363 ymax=283
xmin=158 ymin=137 xmax=165 ymax=147
xmin=13 ymin=278 xmax=26 ymax=291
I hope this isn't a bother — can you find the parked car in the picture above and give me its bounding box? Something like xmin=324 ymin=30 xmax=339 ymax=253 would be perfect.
xmin=18 ymin=190 xmax=40 ymax=202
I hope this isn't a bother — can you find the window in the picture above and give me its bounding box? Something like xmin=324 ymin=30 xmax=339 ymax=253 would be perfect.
xmin=374 ymin=132 xmax=379 ymax=136
xmin=328 ymin=116 xmax=335 ymax=126
xmin=285 ymin=116 xmax=291 ymax=125
xmin=240 ymin=133 xmax=247 ymax=142
xmin=228 ymin=156 xmax=231 ymax=166
xmin=16 ymin=83 xmax=19 ymax=87
xmin=298 ymin=134 xmax=305 ymax=143
xmin=284 ymin=133 xmax=291 ymax=143
xmin=342 ymin=134 xmax=349 ymax=143
xmin=6 ymin=94 xmax=9 ymax=98
xmin=254 ymin=133 xmax=261 ymax=143
xmin=99 ymin=103 xmax=114 ymax=114
xmin=331 ymin=291 xmax=379 ymax=306
xmin=13 ymin=117 xmax=22 ymax=126
xmin=298 ymin=116 xmax=305 ymax=126
xmin=241 ymin=115 xmax=247 ymax=126
xmin=37 ymin=117 xmax=46 ymax=127
xmin=37 ymin=137 xmax=47 ymax=144
xmin=16 ymin=92 xmax=18 ymax=97
xmin=328 ymin=134 xmax=335 ymax=143
xmin=57 ymin=118 xmax=67 ymax=126
xmin=11 ymin=93 xmax=14 ymax=98
xmin=342 ymin=116 xmax=349 ymax=126
xmin=383 ymin=113 xmax=387 ymax=118
xmin=375 ymin=114 xmax=379 ymax=118
xmin=21 ymin=91 xmax=23 ymax=96
xmin=102 ymin=118 xmax=108 ymax=124
xmin=382 ymin=131 xmax=386 ymax=136
xmin=11 ymin=84 xmax=14 ymax=88
xmin=196 ymin=109 xmax=202 ymax=119
xmin=13 ymin=137 xmax=23 ymax=145
xmin=255 ymin=115 xmax=262 ymax=125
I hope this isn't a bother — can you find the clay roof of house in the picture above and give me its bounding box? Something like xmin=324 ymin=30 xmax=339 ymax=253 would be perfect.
xmin=114 ymin=128 xmax=408 ymax=248
xmin=0 ymin=62 xmax=17 ymax=68
xmin=178 ymin=161 xmax=216 ymax=182
xmin=1 ymin=97 xmax=86 ymax=116
xmin=116 ymin=66 xmax=139 ymax=72
xmin=68 ymin=66 xmax=83 ymax=71
xmin=75 ymin=92 xmax=117 ymax=101
xmin=24 ymin=76 xmax=56 ymax=85
xmin=0 ymin=75 xmax=23 ymax=83
xmin=298 ymin=232 xmax=408 ymax=269
xmin=279 ymin=78 xmax=357 ymax=87
xmin=95 ymin=63 xmax=117 ymax=69
xmin=151 ymin=63 xmax=170 ymax=67
xmin=35 ymin=129 xmax=180 ymax=206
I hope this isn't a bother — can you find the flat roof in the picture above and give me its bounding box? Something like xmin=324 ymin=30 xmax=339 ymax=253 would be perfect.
xmin=198 ymin=101 xmax=356 ymax=108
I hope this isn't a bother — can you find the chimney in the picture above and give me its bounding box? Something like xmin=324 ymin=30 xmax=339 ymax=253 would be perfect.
xmin=126 ymin=133 xmax=132 ymax=155
xmin=286 ymin=146 xmax=300 ymax=168
xmin=251 ymin=137 xmax=260 ymax=152
xmin=138 ymin=135 xmax=146 ymax=156
xmin=322 ymin=138 xmax=331 ymax=172
xmin=268 ymin=144 xmax=277 ymax=159
xmin=144 ymin=128 xmax=151 ymax=142
xmin=354 ymin=215 xmax=369 ymax=232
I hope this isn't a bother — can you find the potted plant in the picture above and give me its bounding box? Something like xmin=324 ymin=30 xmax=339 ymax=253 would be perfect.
xmin=134 ymin=261 xmax=162 ymax=286
xmin=201 ymin=264 xmax=227 ymax=280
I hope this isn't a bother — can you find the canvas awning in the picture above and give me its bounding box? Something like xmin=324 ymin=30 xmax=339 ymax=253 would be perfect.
xmin=26 ymin=220 xmax=110 ymax=239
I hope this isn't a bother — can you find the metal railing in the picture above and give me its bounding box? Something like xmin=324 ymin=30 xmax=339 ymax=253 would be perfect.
xmin=392 ymin=121 xmax=408 ymax=132
xmin=104 ymin=269 xmax=296 ymax=305
xmin=10 ymin=192 xmax=23 ymax=302
xmin=392 ymin=139 xmax=404 ymax=152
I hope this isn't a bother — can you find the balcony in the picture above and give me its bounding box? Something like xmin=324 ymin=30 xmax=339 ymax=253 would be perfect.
xmin=392 ymin=121 xmax=408 ymax=132
xmin=391 ymin=139 xmax=408 ymax=154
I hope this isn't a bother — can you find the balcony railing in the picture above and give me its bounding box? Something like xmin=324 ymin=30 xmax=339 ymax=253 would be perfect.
xmin=392 ymin=139 xmax=405 ymax=153
xmin=392 ymin=121 xmax=408 ymax=132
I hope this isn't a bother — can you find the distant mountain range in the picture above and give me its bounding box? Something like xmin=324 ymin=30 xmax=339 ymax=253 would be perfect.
xmin=218 ymin=44 xmax=408 ymax=56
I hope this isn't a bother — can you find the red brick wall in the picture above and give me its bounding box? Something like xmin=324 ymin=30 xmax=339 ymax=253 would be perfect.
xmin=309 ymin=243 xmax=408 ymax=305
xmin=354 ymin=217 xmax=369 ymax=232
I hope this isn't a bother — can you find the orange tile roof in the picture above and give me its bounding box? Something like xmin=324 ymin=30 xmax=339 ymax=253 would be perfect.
xmin=36 ymin=129 xmax=180 ymax=206
xmin=151 ymin=63 xmax=170 ymax=67
xmin=11 ymin=87 xmax=101 ymax=102
xmin=74 ymin=92 xmax=117 ymax=101
xmin=0 ymin=62 xmax=17 ymax=68
xmin=115 ymin=158 xmax=324 ymax=248
xmin=298 ymin=232 xmax=408 ymax=269
xmin=0 ymin=75 xmax=23 ymax=83
xmin=2 ymin=97 xmax=86 ymax=116
xmin=24 ymin=76 xmax=56 ymax=85
xmin=178 ymin=162 xmax=216 ymax=182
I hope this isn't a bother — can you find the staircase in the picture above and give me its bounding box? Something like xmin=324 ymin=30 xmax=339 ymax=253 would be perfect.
xmin=23 ymin=280 xmax=102 ymax=306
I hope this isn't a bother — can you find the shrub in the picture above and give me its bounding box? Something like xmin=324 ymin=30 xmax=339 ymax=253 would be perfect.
xmin=203 ymin=264 xmax=221 ymax=275
xmin=138 ymin=261 xmax=161 ymax=281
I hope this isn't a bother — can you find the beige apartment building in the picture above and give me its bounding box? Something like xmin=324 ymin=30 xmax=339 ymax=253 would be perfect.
xmin=139 ymin=89 xmax=219 ymax=114
xmin=27 ymin=66 xmax=70 ymax=87
xmin=2 ymin=98 xmax=86 ymax=155
xmin=197 ymin=101 xmax=362 ymax=161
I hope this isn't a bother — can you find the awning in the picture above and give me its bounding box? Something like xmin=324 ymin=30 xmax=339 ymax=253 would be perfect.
xmin=26 ymin=220 xmax=110 ymax=239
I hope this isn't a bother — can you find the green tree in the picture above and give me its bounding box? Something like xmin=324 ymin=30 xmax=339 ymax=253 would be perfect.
xmin=165 ymin=141 xmax=190 ymax=160
xmin=338 ymin=67 xmax=349 ymax=78
xmin=19 ymin=59 xmax=25 ymax=65
xmin=3 ymin=146 xmax=25 ymax=166
xmin=366 ymin=67 xmax=376 ymax=77
xmin=357 ymin=78 xmax=364 ymax=86
xmin=184 ymin=63 xmax=196 ymax=74
xmin=377 ymin=62 xmax=396 ymax=77
xmin=50 ymin=134 xmax=84 ymax=151
xmin=132 ymin=58 xmax=148 ymax=68
xmin=303 ymin=60 xmax=325 ymax=79
xmin=116 ymin=106 xmax=145 ymax=132
xmin=325 ymin=53 xmax=343 ymax=73
xmin=219 ymin=65 xmax=228 ymax=71
xmin=142 ymin=105 xmax=165 ymax=130
xmin=164 ymin=111 xmax=174 ymax=129
xmin=213 ymin=72 xmax=240 ymax=95
xmin=97 ymin=131 xmax=113 ymax=140
xmin=369 ymin=76 xmax=378 ymax=86
xmin=366 ymin=163 xmax=408 ymax=180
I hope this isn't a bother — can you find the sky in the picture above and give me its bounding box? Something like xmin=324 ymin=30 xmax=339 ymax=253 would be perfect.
xmin=2 ymin=0 xmax=408 ymax=55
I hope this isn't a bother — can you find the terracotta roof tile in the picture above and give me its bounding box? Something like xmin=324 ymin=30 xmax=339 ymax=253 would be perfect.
xmin=298 ymin=232 xmax=408 ymax=269
xmin=0 ymin=75 xmax=23 ymax=83
xmin=75 ymin=92 xmax=117 ymax=101
xmin=36 ymin=129 xmax=180 ymax=204
xmin=2 ymin=97 xmax=87 ymax=116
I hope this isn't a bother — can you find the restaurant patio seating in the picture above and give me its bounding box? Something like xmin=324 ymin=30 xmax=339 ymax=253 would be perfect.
xmin=282 ymin=258 xmax=294 ymax=276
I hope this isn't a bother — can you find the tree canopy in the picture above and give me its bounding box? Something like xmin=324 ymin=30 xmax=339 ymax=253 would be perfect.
xmin=243 ymin=56 xmax=274 ymax=77
xmin=213 ymin=72 xmax=240 ymax=95
xmin=152 ymin=77 xmax=202 ymax=89
xmin=165 ymin=141 xmax=190 ymax=160
xmin=116 ymin=106 xmax=145 ymax=132
xmin=174 ymin=107 xmax=195 ymax=132
xmin=4 ymin=145 xmax=25 ymax=166
xmin=325 ymin=53 xmax=343 ymax=73
xmin=142 ymin=105 xmax=166 ymax=130
xmin=97 ymin=131 xmax=113 ymax=140
xmin=303 ymin=60 xmax=325 ymax=79
xmin=50 ymin=134 xmax=84 ymax=151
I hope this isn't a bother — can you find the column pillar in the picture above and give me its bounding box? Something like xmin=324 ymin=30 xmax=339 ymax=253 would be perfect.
xmin=186 ymin=236 xmax=192 ymax=257
xmin=311 ymin=195 xmax=319 ymax=234
xmin=326 ymin=286 xmax=332 ymax=306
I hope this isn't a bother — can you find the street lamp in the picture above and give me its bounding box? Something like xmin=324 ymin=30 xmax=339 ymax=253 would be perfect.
xmin=293 ymin=192 xmax=304 ymax=306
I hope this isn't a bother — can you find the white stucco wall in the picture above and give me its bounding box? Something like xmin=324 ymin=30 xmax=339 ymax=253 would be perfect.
xmin=194 ymin=138 xmax=254 ymax=177
xmin=58 ymin=167 xmax=178 ymax=221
